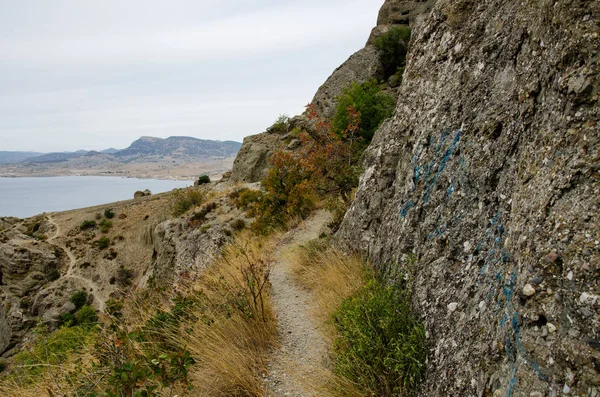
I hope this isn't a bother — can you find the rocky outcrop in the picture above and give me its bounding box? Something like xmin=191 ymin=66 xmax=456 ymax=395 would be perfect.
xmin=232 ymin=1 xmax=433 ymax=183
xmin=339 ymin=0 xmax=599 ymax=395
xmin=230 ymin=129 xmax=283 ymax=183
xmin=148 ymin=192 xmax=249 ymax=285
xmin=0 ymin=221 xmax=65 ymax=356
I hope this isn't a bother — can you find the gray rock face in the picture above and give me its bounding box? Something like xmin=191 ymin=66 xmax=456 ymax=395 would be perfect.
xmin=339 ymin=0 xmax=599 ymax=395
xmin=230 ymin=130 xmax=282 ymax=183
xmin=0 ymin=224 xmax=66 ymax=356
xmin=311 ymin=46 xmax=381 ymax=119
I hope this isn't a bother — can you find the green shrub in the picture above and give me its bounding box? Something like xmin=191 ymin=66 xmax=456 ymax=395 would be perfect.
xmin=172 ymin=189 xmax=205 ymax=216
xmin=104 ymin=208 xmax=115 ymax=219
xmin=332 ymin=79 xmax=396 ymax=150
xmin=80 ymin=220 xmax=97 ymax=230
xmin=272 ymin=114 xmax=290 ymax=133
xmin=74 ymin=305 xmax=98 ymax=326
xmin=374 ymin=26 xmax=411 ymax=80
xmin=189 ymin=202 xmax=218 ymax=226
xmin=98 ymin=218 xmax=113 ymax=233
xmin=70 ymin=290 xmax=88 ymax=310
xmin=333 ymin=278 xmax=426 ymax=396
xmin=197 ymin=175 xmax=211 ymax=185
xmin=105 ymin=298 xmax=124 ymax=317
xmin=47 ymin=268 xmax=60 ymax=281
xmin=96 ymin=236 xmax=111 ymax=249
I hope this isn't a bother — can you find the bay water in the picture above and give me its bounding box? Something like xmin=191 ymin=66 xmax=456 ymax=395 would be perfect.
xmin=0 ymin=176 xmax=192 ymax=218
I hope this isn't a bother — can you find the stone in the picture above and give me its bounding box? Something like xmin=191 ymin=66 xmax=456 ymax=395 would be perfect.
xmin=522 ymin=284 xmax=536 ymax=297
xmin=547 ymin=323 xmax=557 ymax=334
xmin=447 ymin=302 xmax=459 ymax=312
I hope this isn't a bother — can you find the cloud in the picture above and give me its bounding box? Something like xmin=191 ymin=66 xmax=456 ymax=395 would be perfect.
xmin=0 ymin=0 xmax=383 ymax=151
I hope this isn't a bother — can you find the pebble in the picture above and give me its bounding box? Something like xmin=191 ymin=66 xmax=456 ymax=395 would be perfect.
xmin=567 ymin=271 xmax=573 ymax=281
xmin=563 ymin=384 xmax=571 ymax=394
xmin=523 ymin=284 xmax=536 ymax=297
xmin=448 ymin=302 xmax=459 ymax=312
xmin=547 ymin=323 xmax=557 ymax=334
xmin=580 ymin=292 xmax=599 ymax=305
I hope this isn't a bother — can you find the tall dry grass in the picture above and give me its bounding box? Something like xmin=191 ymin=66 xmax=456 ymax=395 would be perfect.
xmin=0 ymin=229 xmax=280 ymax=397
xmin=286 ymin=238 xmax=370 ymax=396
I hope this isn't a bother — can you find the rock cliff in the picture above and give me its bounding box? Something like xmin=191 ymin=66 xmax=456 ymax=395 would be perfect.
xmin=231 ymin=1 xmax=432 ymax=183
xmin=339 ymin=0 xmax=600 ymax=395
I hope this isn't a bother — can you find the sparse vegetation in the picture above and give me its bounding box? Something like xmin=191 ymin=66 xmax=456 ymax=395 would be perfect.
xmin=115 ymin=265 xmax=134 ymax=286
xmin=230 ymin=218 xmax=246 ymax=232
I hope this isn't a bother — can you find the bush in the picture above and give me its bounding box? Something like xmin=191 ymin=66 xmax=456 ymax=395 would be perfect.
xmin=374 ymin=26 xmax=411 ymax=80
xmin=95 ymin=236 xmax=110 ymax=249
xmin=197 ymin=175 xmax=211 ymax=185
xmin=332 ymin=79 xmax=396 ymax=149
xmin=172 ymin=189 xmax=205 ymax=216
xmin=272 ymin=114 xmax=290 ymax=133
xmin=98 ymin=218 xmax=113 ymax=233
xmin=47 ymin=268 xmax=60 ymax=281
xmin=70 ymin=290 xmax=88 ymax=310
xmin=80 ymin=220 xmax=97 ymax=230
xmin=115 ymin=266 xmax=134 ymax=287
xmin=333 ymin=278 xmax=426 ymax=396
xmin=74 ymin=305 xmax=98 ymax=326
xmin=104 ymin=208 xmax=115 ymax=219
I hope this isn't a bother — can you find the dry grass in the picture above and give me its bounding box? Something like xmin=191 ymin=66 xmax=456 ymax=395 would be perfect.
xmin=0 ymin=229 xmax=280 ymax=397
xmin=289 ymin=239 xmax=369 ymax=339
xmin=287 ymin=239 xmax=370 ymax=396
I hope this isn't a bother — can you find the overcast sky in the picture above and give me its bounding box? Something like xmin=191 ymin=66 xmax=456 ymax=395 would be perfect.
xmin=0 ymin=0 xmax=382 ymax=152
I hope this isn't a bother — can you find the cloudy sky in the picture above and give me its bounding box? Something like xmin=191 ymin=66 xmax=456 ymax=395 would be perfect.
xmin=0 ymin=0 xmax=382 ymax=152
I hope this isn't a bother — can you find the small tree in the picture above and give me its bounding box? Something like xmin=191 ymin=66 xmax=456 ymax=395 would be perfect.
xmin=374 ymin=26 xmax=411 ymax=80
xmin=197 ymin=175 xmax=211 ymax=185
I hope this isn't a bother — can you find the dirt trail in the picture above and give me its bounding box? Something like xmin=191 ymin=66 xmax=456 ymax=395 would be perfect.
xmin=264 ymin=210 xmax=332 ymax=397
xmin=46 ymin=215 xmax=106 ymax=311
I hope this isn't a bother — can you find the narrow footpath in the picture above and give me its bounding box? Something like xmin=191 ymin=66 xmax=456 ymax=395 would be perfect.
xmin=263 ymin=210 xmax=331 ymax=397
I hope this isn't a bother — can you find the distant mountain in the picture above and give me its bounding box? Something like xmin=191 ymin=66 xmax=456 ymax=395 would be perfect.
xmin=23 ymin=152 xmax=86 ymax=164
xmin=8 ymin=137 xmax=241 ymax=165
xmin=0 ymin=151 xmax=43 ymax=165
xmin=115 ymin=136 xmax=241 ymax=158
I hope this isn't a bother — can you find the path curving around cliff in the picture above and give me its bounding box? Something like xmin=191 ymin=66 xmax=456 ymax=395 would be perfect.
xmin=263 ymin=210 xmax=332 ymax=397
xmin=46 ymin=215 xmax=105 ymax=311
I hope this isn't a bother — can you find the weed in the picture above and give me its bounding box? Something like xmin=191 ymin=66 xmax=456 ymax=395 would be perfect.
xmin=104 ymin=208 xmax=115 ymax=219
xmin=172 ymin=189 xmax=205 ymax=217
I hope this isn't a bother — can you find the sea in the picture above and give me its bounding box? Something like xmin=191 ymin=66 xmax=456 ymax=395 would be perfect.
xmin=0 ymin=176 xmax=193 ymax=218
